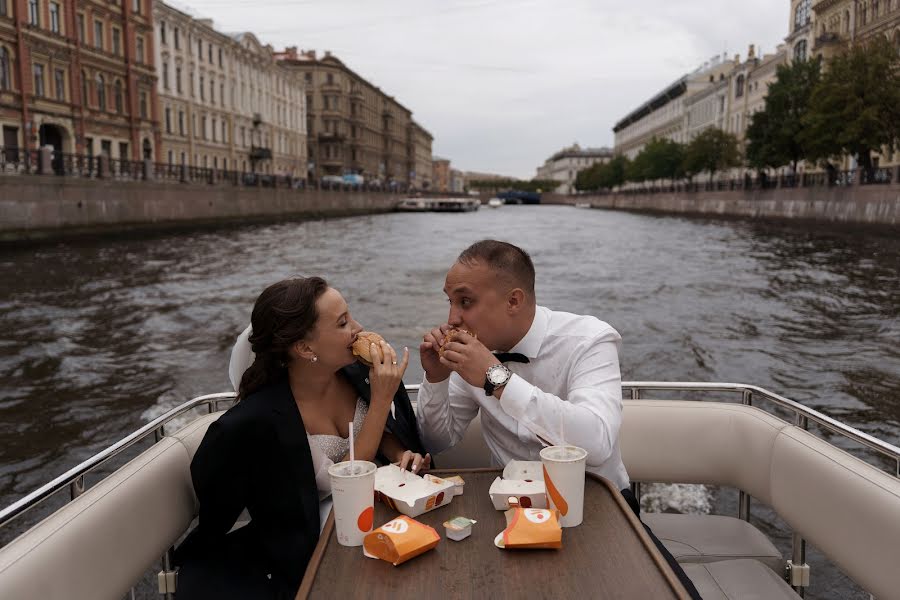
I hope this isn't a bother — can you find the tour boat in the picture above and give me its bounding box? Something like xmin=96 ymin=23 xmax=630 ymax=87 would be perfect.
xmin=396 ymin=198 xmax=480 ymax=213
xmin=0 ymin=382 xmax=898 ymax=599
xmin=487 ymin=197 xmax=503 ymax=208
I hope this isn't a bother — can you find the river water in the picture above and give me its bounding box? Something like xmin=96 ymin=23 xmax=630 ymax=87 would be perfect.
xmin=1 ymin=206 xmax=898 ymax=598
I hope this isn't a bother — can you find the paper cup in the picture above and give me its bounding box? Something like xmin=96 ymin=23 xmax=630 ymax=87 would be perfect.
xmin=328 ymin=460 xmax=377 ymax=546
xmin=539 ymin=445 xmax=587 ymax=527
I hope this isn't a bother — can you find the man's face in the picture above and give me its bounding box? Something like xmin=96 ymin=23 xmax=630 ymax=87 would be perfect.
xmin=443 ymin=260 xmax=510 ymax=351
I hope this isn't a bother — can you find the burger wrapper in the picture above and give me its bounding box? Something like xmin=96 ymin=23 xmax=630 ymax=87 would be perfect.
xmin=363 ymin=516 xmax=440 ymax=566
xmin=499 ymin=507 xmax=562 ymax=549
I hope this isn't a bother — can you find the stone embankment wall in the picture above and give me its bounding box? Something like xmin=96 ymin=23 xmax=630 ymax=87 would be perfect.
xmin=0 ymin=176 xmax=405 ymax=242
xmin=548 ymin=184 xmax=900 ymax=227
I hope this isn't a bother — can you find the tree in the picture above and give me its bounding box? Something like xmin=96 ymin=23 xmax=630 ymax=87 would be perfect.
xmin=745 ymin=58 xmax=822 ymax=171
xmin=641 ymin=137 xmax=686 ymax=182
xmin=801 ymin=36 xmax=900 ymax=174
xmin=574 ymin=155 xmax=629 ymax=191
xmin=683 ymin=128 xmax=742 ymax=180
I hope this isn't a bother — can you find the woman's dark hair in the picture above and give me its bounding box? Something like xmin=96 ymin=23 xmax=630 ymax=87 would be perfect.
xmin=238 ymin=277 xmax=329 ymax=400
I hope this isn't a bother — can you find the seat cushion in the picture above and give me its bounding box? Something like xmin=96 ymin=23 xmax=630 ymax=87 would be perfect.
xmin=643 ymin=513 xmax=783 ymax=573
xmin=683 ymin=559 xmax=796 ymax=600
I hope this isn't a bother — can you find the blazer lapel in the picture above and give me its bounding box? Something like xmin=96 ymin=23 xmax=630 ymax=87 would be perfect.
xmin=269 ymin=378 xmax=320 ymax=535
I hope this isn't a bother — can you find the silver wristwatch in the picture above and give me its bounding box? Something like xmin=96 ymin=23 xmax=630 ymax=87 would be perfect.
xmin=484 ymin=364 xmax=512 ymax=396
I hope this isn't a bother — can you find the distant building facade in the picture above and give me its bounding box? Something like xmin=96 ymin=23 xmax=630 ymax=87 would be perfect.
xmin=0 ymin=0 xmax=159 ymax=162
xmin=432 ymin=157 xmax=450 ymax=192
xmin=275 ymin=48 xmax=430 ymax=186
xmin=535 ymin=143 xmax=613 ymax=194
xmin=153 ymin=4 xmax=306 ymax=174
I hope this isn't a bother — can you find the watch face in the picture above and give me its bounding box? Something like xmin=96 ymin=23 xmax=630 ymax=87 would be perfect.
xmin=488 ymin=365 xmax=510 ymax=385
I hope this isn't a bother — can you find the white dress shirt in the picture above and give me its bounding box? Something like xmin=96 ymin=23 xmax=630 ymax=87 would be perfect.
xmin=416 ymin=305 xmax=630 ymax=491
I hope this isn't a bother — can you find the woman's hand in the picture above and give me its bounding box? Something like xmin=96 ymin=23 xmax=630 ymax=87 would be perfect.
xmin=369 ymin=340 xmax=409 ymax=408
xmin=398 ymin=451 xmax=431 ymax=474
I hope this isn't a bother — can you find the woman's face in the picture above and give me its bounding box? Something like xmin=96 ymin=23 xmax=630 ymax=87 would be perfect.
xmin=307 ymin=287 xmax=363 ymax=368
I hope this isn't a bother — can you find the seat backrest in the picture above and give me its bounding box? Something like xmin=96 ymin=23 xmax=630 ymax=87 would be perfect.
xmin=770 ymin=428 xmax=900 ymax=598
xmin=0 ymin=437 xmax=197 ymax=600
xmin=620 ymin=400 xmax=790 ymax=505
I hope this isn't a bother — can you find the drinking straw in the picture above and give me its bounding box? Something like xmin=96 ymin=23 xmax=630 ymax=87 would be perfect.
xmin=349 ymin=421 xmax=355 ymax=474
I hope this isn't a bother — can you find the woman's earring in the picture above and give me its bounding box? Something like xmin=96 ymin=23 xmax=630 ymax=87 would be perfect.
xmin=310 ymin=355 xmax=318 ymax=363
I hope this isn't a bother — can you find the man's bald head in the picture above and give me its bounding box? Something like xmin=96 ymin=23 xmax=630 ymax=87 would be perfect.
xmin=456 ymin=240 xmax=535 ymax=300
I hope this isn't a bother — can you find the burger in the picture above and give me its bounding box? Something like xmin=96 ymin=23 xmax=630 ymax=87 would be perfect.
xmin=352 ymin=331 xmax=386 ymax=367
xmin=438 ymin=328 xmax=477 ymax=356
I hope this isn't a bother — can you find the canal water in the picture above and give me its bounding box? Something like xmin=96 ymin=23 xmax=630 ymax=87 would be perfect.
xmin=1 ymin=206 xmax=898 ymax=598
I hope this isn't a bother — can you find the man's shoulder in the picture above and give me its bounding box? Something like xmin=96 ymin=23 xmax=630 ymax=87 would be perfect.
xmin=544 ymin=307 xmax=621 ymax=342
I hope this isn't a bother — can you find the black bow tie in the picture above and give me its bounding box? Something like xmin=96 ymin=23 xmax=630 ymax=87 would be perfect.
xmin=493 ymin=352 xmax=530 ymax=364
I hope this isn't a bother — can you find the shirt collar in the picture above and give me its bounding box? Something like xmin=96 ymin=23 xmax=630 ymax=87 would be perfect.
xmin=508 ymin=305 xmax=549 ymax=359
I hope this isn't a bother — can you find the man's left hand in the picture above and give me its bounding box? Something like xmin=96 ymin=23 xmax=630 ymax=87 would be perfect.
xmin=439 ymin=333 xmax=500 ymax=388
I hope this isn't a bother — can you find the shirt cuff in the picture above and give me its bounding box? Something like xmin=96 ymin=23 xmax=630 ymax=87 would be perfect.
xmin=498 ymin=374 xmax=534 ymax=421
xmin=419 ymin=377 xmax=450 ymax=402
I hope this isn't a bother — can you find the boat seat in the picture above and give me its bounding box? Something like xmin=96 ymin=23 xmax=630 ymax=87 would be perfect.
xmin=683 ymin=559 xmax=797 ymax=600
xmin=642 ymin=513 xmax=783 ymax=573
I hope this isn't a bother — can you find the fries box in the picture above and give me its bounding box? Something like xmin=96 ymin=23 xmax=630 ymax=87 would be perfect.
xmin=494 ymin=507 xmax=562 ymax=550
xmin=488 ymin=461 xmax=548 ymax=510
xmin=363 ymin=516 xmax=441 ymax=566
xmin=374 ymin=465 xmax=459 ymax=518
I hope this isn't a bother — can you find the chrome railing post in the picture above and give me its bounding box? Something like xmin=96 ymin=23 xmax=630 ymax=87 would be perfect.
xmin=154 ymin=425 xmax=166 ymax=443
xmin=789 ymin=413 xmax=810 ymax=595
xmin=69 ymin=475 xmax=85 ymax=500
xmin=738 ymin=389 xmax=753 ymax=521
xmin=630 ymin=388 xmax=640 ymax=400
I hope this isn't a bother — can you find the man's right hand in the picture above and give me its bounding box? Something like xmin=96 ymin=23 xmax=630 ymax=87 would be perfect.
xmin=420 ymin=323 xmax=452 ymax=383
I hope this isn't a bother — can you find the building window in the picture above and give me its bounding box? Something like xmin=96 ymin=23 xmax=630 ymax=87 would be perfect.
xmin=794 ymin=39 xmax=808 ymax=61
xmin=218 ymin=48 xmax=223 ymax=67
xmin=54 ymin=68 xmax=64 ymax=100
xmin=81 ymin=69 xmax=88 ymax=104
xmin=95 ymin=74 xmax=105 ymax=110
xmin=304 ymin=72 xmax=312 ymax=84
xmin=0 ymin=47 xmax=10 ymax=90
xmin=178 ymin=110 xmax=184 ymax=135
xmin=114 ymin=79 xmax=122 ymax=113
xmin=210 ymin=78 xmax=214 ymax=104
xmin=174 ymin=27 xmax=179 ymax=49
xmin=212 ymin=118 xmax=217 ymax=141
xmin=139 ymin=91 xmax=147 ymax=118
xmin=76 ymin=14 xmax=85 ymax=42
xmin=326 ymin=72 xmax=333 ymax=84
xmin=0 ymin=0 xmax=7 ymax=17
xmin=28 ymin=0 xmax=39 ymax=25
xmin=132 ymin=0 xmax=140 ymax=14
xmin=735 ymin=74 xmax=745 ymax=98
xmin=208 ymin=44 xmax=212 ymax=64
xmin=135 ymin=36 xmax=144 ymax=63
xmin=160 ymin=22 xmax=166 ymax=45
xmin=94 ymin=20 xmax=103 ymax=50
xmin=49 ymin=2 xmax=60 ymax=33
xmin=794 ymin=0 xmax=810 ymax=28
xmin=220 ymin=83 xmax=224 ymax=107
xmin=221 ymin=121 xmax=226 ymax=142
xmin=33 ymin=64 xmax=44 ymax=97
xmin=112 ymin=28 xmax=121 ymax=55
xmin=189 ymin=72 xmax=194 ymax=97
xmin=197 ymin=38 xmax=202 ymax=59
xmin=165 ymin=107 xmax=171 ymax=133
xmin=167 ymin=150 xmax=173 ymax=165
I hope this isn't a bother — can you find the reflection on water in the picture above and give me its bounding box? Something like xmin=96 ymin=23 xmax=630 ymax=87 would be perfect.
xmin=1 ymin=207 xmax=898 ymax=599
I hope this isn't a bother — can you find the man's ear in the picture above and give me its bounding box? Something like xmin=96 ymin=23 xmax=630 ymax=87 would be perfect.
xmin=506 ymin=288 xmax=526 ymax=313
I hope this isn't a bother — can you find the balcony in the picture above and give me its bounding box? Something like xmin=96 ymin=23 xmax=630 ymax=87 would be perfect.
xmin=249 ymin=146 xmax=272 ymax=160
xmin=252 ymin=113 xmax=263 ymax=126
xmin=318 ymin=132 xmax=345 ymax=142
xmin=814 ymin=31 xmax=842 ymax=50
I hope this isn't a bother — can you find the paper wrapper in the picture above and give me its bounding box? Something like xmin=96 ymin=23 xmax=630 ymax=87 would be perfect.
xmin=494 ymin=507 xmax=562 ymax=550
xmin=363 ymin=516 xmax=440 ymax=566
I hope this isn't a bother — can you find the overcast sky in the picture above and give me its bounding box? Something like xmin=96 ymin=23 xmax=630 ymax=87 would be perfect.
xmin=173 ymin=0 xmax=790 ymax=179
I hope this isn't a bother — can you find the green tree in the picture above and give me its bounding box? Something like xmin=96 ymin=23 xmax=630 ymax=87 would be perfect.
xmin=641 ymin=137 xmax=686 ymax=182
xmin=683 ymin=128 xmax=742 ymax=179
xmin=574 ymin=155 xmax=629 ymax=191
xmin=745 ymin=58 xmax=822 ymax=171
xmin=801 ymin=36 xmax=900 ymax=174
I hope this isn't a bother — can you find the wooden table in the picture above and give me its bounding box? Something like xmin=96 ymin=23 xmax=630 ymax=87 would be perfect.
xmin=297 ymin=469 xmax=691 ymax=599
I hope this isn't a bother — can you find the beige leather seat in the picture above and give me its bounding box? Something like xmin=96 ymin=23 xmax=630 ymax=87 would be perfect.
xmin=683 ymin=559 xmax=797 ymax=600
xmin=642 ymin=513 xmax=783 ymax=573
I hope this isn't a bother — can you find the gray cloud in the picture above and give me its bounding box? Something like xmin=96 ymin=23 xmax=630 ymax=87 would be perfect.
xmin=178 ymin=0 xmax=789 ymax=178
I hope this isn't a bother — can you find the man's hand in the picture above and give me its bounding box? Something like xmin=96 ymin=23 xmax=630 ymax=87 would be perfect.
xmin=439 ymin=332 xmax=500 ymax=388
xmin=420 ymin=323 xmax=453 ymax=383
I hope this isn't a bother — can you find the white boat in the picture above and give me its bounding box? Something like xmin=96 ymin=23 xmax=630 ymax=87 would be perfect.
xmin=1 ymin=382 xmax=899 ymax=599
xmin=487 ymin=198 xmax=503 ymax=208
xmin=574 ymin=202 xmax=592 ymax=209
xmin=396 ymin=198 xmax=428 ymax=212
xmin=396 ymin=198 xmax=480 ymax=213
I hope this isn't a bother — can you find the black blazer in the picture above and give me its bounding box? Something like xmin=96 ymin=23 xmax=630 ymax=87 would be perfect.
xmin=174 ymin=368 xmax=426 ymax=600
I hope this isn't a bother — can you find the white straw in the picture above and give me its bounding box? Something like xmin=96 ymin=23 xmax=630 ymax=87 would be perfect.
xmin=349 ymin=421 xmax=355 ymax=474
xmin=560 ymin=409 xmax=565 ymax=446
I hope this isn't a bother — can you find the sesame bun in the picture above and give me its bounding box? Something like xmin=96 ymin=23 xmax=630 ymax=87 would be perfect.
xmin=439 ymin=328 xmax=476 ymax=356
xmin=352 ymin=331 xmax=385 ymax=367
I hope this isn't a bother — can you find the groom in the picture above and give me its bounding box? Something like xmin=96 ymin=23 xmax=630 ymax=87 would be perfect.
xmin=416 ymin=239 xmax=700 ymax=598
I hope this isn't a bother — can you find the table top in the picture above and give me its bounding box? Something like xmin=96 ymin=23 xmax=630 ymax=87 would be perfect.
xmin=297 ymin=468 xmax=690 ymax=599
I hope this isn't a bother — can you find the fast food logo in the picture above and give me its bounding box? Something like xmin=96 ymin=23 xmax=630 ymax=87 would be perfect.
xmin=523 ymin=508 xmax=553 ymax=524
xmin=381 ymin=518 xmax=409 ymax=535
xmin=543 ymin=465 xmax=569 ymax=516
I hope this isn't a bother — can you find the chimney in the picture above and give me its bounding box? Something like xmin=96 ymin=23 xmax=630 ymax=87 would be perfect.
xmin=747 ymin=44 xmax=756 ymax=60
